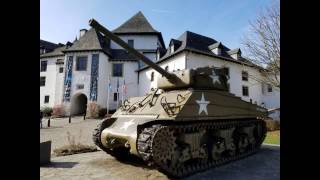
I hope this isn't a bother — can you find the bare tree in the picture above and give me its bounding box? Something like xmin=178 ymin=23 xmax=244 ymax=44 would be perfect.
xmin=242 ymin=1 xmax=280 ymax=88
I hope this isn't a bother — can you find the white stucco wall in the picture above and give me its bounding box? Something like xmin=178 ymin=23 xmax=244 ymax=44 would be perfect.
xmin=40 ymin=57 xmax=63 ymax=108
xmin=138 ymin=53 xmax=186 ymax=96
xmin=107 ymin=60 xmax=139 ymax=110
xmin=110 ymin=35 xmax=159 ymax=50
xmin=96 ymin=53 xmax=109 ymax=108
xmin=54 ymin=60 xmax=66 ymax=105
xmin=186 ymin=52 xmax=279 ymax=108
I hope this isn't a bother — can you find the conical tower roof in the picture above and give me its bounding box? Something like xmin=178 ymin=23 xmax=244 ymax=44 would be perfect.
xmin=112 ymin=11 xmax=159 ymax=33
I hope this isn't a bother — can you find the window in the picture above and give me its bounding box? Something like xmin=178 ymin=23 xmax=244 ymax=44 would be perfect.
xmin=170 ymin=44 xmax=174 ymax=54
xmin=128 ymin=39 xmax=134 ymax=48
xmin=76 ymin=56 xmax=88 ymax=71
xmin=59 ymin=67 xmax=63 ymax=73
xmin=156 ymin=51 xmax=160 ymax=60
xmin=242 ymin=71 xmax=248 ymax=81
xmin=267 ymin=84 xmax=273 ymax=92
xmin=112 ymin=63 xmax=123 ymax=77
xmin=44 ymin=96 xmax=49 ymax=103
xmin=40 ymin=61 xmax=47 ymax=72
xmin=113 ymin=93 xmax=118 ymax=101
xmin=40 ymin=76 xmax=46 ymax=86
xmin=224 ymin=68 xmax=229 ymax=77
xmin=151 ymin=72 xmax=154 ymax=81
xmin=242 ymin=86 xmax=249 ymax=96
xmin=77 ymin=84 xmax=84 ymax=89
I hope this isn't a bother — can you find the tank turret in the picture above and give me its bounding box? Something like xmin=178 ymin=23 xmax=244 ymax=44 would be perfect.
xmin=90 ymin=19 xmax=267 ymax=178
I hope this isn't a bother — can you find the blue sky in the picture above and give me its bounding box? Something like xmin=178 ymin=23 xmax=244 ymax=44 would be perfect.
xmin=40 ymin=0 xmax=275 ymax=54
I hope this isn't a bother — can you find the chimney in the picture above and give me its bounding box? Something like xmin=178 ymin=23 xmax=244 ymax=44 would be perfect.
xmin=79 ymin=29 xmax=87 ymax=38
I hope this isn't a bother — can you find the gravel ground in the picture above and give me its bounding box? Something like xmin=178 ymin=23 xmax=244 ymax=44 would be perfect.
xmin=40 ymin=117 xmax=280 ymax=179
xmin=40 ymin=116 xmax=102 ymax=154
xmin=40 ymin=145 xmax=279 ymax=180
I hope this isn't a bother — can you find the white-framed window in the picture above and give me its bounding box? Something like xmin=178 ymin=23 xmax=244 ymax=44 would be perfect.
xmin=112 ymin=63 xmax=123 ymax=77
xmin=156 ymin=50 xmax=160 ymax=60
xmin=76 ymin=56 xmax=88 ymax=71
xmin=40 ymin=76 xmax=46 ymax=86
xmin=242 ymin=71 xmax=248 ymax=81
xmin=113 ymin=93 xmax=118 ymax=101
xmin=242 ymin=86 xmax=249 ymax=96
xmin=151 ymin=72 xmax=155 ymax=82
xmin=267 ymin=84 xmax=273 ymax=92
xmin=170 ymin=44 xmax=174 ymax=54
xmin=40 ymin=61 xmax=47 ymax=72
xmin=128 ymin=39 xmax=134 ymax=48
xmin=44 ymin=95 xmax=50 ymax=103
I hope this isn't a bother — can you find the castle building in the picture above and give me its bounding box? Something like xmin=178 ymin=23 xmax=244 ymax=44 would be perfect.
xmin=40 ymin=11 xmax=279 ymax=118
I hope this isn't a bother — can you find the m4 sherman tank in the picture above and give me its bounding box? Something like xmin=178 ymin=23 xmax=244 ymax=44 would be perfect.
xmin=90 ymin=19 xmax=267 ymax=177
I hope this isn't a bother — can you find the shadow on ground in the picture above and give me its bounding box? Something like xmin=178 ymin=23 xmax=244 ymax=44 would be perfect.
xmin=94 ymin=151 xmax=153 ymax=170
xmin=40 ymin=126 xmax=63 ymax=129
xmin=41 ymin=161 xmax=78 ymax=168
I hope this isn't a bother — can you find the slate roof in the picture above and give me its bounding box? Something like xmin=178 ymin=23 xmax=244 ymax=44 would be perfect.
xmin=138 ymin=31 xmax=264 ymax=72
xmin=208 ymin=42 xmax=222 ymax=50
xmin=170 ymin=39 xmax=182 ymax=51
xmin=112 ymin=11 xmax=165 ymax=48
xmin=40 ymin=39 xmax=60 ymax=52
xmin=40 ymin=45 xmax=68 ymax=58
xmin=113 ymin=11 xmax=158 ymax=33
xmin=63 ymin=28 xmax=111 ymax=56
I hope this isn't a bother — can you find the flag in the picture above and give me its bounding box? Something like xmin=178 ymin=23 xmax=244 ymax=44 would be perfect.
xmin=116 ymin=78 xmax=119 ymax=93
xmin=122 ymin=79 xmax=127 ymax=94
xmin=107 ymin=76 xmax=112 ymax=91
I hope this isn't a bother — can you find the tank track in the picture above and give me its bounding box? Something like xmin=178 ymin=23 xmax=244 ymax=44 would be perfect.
xmin=92 ymin=120 xmax=129 ymax=160
xmin=137 ymin=119 xmax=266 ymax=177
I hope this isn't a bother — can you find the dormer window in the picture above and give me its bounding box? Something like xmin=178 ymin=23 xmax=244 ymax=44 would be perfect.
xmin=212 ymin=48 xmax=221 ymax=55
xmin=209 ymin=42 xmax=222 ymax=55
xmin=170 ymin=44 xmax=174 ymax=54
xmin=156 ymin=50 xmax=160 ymax=60
xmin=227 ymin=48 xmax=242 ymax=60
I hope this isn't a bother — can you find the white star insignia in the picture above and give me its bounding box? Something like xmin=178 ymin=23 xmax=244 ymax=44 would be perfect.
xmin=196 ymin=93 xmax=210 ymax=115
xmin=210 ymin=70 xmax=220 ymax=84
xmin=120 ymin=119 xmax=135 ymax=130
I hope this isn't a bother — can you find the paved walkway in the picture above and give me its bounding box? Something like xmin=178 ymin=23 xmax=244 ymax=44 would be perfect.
xmin=40 ymin=145 xmax=279 ymax=180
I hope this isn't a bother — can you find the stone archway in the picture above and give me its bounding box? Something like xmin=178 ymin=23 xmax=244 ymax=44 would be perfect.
xmin=70 ymin=93 xmax=88 ymax=116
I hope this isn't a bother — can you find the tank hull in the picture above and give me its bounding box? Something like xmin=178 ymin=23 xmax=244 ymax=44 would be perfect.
xmin=93 ymin=90 xmax=267 ymax=177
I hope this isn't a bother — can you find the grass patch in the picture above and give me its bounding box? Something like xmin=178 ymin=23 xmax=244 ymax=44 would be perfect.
xmin=263 ymin=130 xmax=280 ymax=145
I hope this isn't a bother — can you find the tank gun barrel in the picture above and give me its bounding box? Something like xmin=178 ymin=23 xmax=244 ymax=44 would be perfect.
xmin=89 ymin=18 xmax=177 ymax=82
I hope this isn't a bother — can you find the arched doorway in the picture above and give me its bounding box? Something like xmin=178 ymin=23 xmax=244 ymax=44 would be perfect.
xmin=70 ymin=93 xmax=88 ymax=116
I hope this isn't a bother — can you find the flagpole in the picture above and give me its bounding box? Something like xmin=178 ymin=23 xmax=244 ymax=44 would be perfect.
xmin=121 ymin=78 xmax=124 ymax=104
xmin=117 ymin=77 xmax=119 ymax=108
xmin=106 ymin=75 xmax=110 ymax=116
